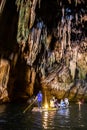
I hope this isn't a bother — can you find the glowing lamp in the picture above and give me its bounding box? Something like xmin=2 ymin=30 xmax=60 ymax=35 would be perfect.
xmin=44 ymin=103 xmax=49 ymax=109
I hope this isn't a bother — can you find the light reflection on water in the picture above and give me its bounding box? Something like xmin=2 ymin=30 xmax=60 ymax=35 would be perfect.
xmin=42 ymin=111 xmax=56 ymax=129
xmin=0 ymin=103 xmax=87 ymax=130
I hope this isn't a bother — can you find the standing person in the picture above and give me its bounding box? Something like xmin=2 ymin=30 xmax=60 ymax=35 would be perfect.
xmin=36 ymin=91 xmax=43 ymax=109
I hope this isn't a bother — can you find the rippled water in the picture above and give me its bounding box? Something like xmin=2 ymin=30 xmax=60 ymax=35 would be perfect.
xmin=0 ymin=103 xmax=87 ymax=130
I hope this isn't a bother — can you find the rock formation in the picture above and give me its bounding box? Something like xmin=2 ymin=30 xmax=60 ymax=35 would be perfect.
xmin=0 ymin=0 xmax=87 ymax=103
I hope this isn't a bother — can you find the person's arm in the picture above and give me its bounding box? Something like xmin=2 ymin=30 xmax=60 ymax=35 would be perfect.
xmin=35 ymin=96 xmax=37 ymax=100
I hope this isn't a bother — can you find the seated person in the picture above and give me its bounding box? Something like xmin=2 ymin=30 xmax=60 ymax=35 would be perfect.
xmin=60 ymin=99 xmax=66 ymax=108
xmin=50 ymin=96 xmax=55 ymax=108
xmin=64 ymin=98 xmax=69 ymax=107
xmin=54 ymin=98 xmax=60 ymax=108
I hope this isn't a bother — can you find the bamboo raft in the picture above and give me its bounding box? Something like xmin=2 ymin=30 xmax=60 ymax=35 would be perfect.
xmin=31 ymin=106 xmax=69 ymax=112
xmin=32 ymin=107 xmax=58 ymax=112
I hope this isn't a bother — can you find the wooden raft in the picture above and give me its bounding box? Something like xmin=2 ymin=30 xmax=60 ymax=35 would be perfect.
xmin=32 ymin=107 xmax=58 ymax=112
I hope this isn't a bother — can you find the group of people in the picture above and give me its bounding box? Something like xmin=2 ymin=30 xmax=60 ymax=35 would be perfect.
xmin=36 ymin=91 xmax=69 ymax=109
xmin=50 ymin=97 xmax=69 ymax=108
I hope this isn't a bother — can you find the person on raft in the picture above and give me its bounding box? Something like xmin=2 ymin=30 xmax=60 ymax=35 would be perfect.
xmin=36 ymin=91 xmax=43 ymax=109
xmin=64 ymin=98 xmax=69 ymax=107
xmin=60 ymin=98 xmax=69 ymax=108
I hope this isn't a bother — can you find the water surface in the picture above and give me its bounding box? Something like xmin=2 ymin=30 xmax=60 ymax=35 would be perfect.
xmin=0 ymin=103 xmax=87 ymax=130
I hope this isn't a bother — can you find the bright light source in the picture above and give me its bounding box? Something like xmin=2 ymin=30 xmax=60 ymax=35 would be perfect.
xmin=44 ymin=104 xmax=48 ymax=109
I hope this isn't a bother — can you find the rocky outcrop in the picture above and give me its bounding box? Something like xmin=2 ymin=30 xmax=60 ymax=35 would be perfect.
xmin=41 ymin=39 xmax=87 ymax=101
xmin=0 ymin=59 xmax=10 ymax=102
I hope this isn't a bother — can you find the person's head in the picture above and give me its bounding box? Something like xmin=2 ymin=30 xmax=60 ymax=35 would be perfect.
xmin=53 ymin=96 xmax=55 ymax=100
xmin=39 ymin=90 xmax=41 ymax=93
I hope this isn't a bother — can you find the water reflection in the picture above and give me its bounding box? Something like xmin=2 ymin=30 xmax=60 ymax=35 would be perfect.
xmin=42 ymin=111 xmax=48 ymax=129
xmin=78 ymin=110 xmax=84 ymax=127
xmin=78 ymin=104 xmax=85 ymax=128
xmin=57 ymin=108 xmax=70 ymax=128
xmin=57 ymin=108 xmax=70 ymax=116
xmin=0 ymin=103 xmax=87 ymax=130
xmin=42 ymin=111 xmax=56 ymax=129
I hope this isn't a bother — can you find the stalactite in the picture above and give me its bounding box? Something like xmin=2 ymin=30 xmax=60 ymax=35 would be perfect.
xmin=58 ymin=6 xmax=66 ymax=59
xmin=42 ymin=27 xmax=47 ymax=49
xmin=67 ymin=0 xmax=85 ymax=5
xmin=59 ymin=23 xmax=62 ymax=40
xmin=38 ymin=0 xmax=41 ymax=8
xmin=0 ymin=0 xmax=6 ymax=15
xmin=15 ymin=0 xmax=22 ymax=11
xmin=25 ymin=21 xmax=43 ymax=66
xmin=75 ymin=0 xmax=77 ymax=6
xmin=29 ymin=0 xmax=38 ymax=28
xmin=61 ymin=40 xmax=63 ymax=58
xmin=62 ymin=7 xmax=65 ymax=18
xmin=26 ymin=67 xmax=36 ymax=96
xmin=67 ymin=19 xmax=71 ymax=50
xmin=16 ymin=0 xmax=39 ymax=52
xmin=46 ymin=34 xmax=52 ymax=51
xmin=16 ymin=0 xmax=31 ymax=49
xmin=63 ymin=23 xmax=67 ymax=49
xmin=68 ymin=0 xmax=71 ymax=4
xmin=61 ymin=21 xmax=67 ymax=56
xmin=75 ymin=13 xmax=78 ymax=25
xmin=69 ymin=46 xmax=78 ymax=80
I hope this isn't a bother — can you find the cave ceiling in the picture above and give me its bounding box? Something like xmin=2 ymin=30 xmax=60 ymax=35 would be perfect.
xmin=0 ymin=0 xmax=87 ymax=49
xmin=0 ymin=0 xmax=87 ymax=59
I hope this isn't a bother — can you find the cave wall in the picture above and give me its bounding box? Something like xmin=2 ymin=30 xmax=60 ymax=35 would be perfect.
xmin=0 ymin=0 xmax=87 ymax=102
